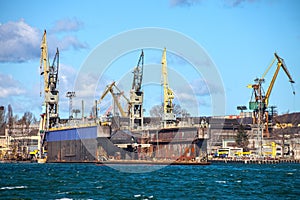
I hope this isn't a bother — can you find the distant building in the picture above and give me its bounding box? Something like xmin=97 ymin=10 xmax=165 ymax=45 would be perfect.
xmin=0 ymin=122 xmax=40 ymax=160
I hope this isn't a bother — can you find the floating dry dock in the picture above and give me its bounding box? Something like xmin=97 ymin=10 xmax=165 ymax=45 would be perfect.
xmin=45 ymin=117 xmax=208 ymax=163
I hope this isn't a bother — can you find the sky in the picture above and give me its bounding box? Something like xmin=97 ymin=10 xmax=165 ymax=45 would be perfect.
xmin=0 ymin=0 xmax=299 ymax=119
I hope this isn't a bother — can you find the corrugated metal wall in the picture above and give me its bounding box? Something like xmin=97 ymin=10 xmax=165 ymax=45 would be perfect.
xmin=46 ymin=126 xmax=98 ymax=162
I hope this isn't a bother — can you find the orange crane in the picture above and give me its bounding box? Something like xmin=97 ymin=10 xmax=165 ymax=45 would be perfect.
xmin=249 ymin=52 xmax=295 ymax=137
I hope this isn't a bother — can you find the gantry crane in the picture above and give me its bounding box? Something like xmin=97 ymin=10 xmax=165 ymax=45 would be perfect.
xmin=40 ymin=30 xmax=59 ymax=130
xmin=99 ymin=81 xmax=130 ymax=117
xmin=249 ymin=52 xmax=295 ymax=137
xmin=129 ymin=50 xmax=144 ymax=129
xmin=161 ymin=48 xmax=176 ymax=127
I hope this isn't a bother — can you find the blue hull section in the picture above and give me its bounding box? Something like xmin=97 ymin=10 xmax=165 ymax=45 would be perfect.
xmin=46 ymin=126 xmax=97 ymax=142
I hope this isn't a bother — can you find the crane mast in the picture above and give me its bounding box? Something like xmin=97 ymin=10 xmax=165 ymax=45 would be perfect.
xmin=161 ymin=48 xmax=176 ymax=127
xmin=249 ymin=52 xmax=295 ymax=137
xmin=129 ymin=50 xmax=144 ymax=129
xmin=40 ymin=30 xmax=59 ymax=130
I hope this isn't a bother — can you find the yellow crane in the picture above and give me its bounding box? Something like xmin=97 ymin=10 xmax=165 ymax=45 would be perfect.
xmin=161 ymin=48 xmax=176 ymax=127
xmin=40 ymin=30 xmax=49 ymax=94
xmin=249 ymin=52 xmax=295 ymax=137
xmin=99 ymin=81 xmax=130 ymax=117
xmin=40 ymin=30 xmax=59 ymax=130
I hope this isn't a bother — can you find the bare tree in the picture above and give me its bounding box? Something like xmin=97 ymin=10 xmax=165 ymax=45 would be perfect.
xmin=149 ymin=104 xmax=163 ymax=117
xmin=0 ymin=106 xmax=5 ymax=135
xmin=20 ymin=112 xmax=34 ymax=128
xmin=6 ymin=104 xmax=14 ymax=134
xmin=150 ymin=104 xmax=190 ymax=118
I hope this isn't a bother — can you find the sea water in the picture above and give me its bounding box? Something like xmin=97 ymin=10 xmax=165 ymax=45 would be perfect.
xmin=0 ymin=163 xmax=299 ymax=199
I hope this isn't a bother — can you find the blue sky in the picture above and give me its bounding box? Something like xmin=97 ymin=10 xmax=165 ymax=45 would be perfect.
xmin=0 ymin=0 xmax=299 ymax=119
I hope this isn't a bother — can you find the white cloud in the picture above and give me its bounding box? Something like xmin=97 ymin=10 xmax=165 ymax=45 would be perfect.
xmin=58 ymin=35 xmax=88 ymax=50
xmin=191 ymin=78 xmax=223 ymax=96
xmin=224 ymin=0 xmax=258 ymax=7
xmin=0 ymin=19 xmax=88 ymax=63
xmin=0 ymin=73 xmax=26 ymax=98
xmin=170 ymin=0 xmax=201 ymax=7
xmin=50 ymin=18 xmax=83 ymax=33
xmin=0 ymin=19 xmax=41 ymax=62
xmin=170 ymin=0 xmax=259 ymax=7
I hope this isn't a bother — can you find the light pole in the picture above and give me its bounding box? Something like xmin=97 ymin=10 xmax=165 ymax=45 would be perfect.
xmin=66 ymin=91 xmax=76 ymax=119
xmin=237 ymin=106 xmax=247 ymax=125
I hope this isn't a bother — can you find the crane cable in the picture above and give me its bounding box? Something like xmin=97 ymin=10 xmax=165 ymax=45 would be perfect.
xmin=261 ymin=57 xmax=276 ymax=80
xmin=291 ymin=82 xmax=295 ymax=95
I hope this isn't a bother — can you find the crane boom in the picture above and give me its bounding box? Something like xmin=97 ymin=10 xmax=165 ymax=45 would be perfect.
xmin=132 ymin=50 xmax=144 ymax=92
xmin=99 ymin=82 xmax=129 ymax=117
xmin=274 ymin=53 xmax=295 ymax=83
xmin=100 ymin=82 xmax=116 ymax=102
xmin=264 ymin=53 xmax=295 ymax=107
xmin=40 ymin=30 xmax=49 ymax=93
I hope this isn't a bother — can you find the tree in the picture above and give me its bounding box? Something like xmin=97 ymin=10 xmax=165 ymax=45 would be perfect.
xmin=0 ymin=106 xmax=4 ymax=124
xmin=149 ymin=104 xmax=190 ymax=118
xmin=20 ymin=112 xmax=34 ymax=128
xmin=6 ymin=104 xmax=14 ymax=134
xmin=173 ymin=104 xmax=190 ymax=118
xmin=149 ymin=104 xmax=163 ymax=117
xmin=0 ymin=106 xmax=5 ymax=135
xmin=235 ymin=124 xmax=249 ymax=151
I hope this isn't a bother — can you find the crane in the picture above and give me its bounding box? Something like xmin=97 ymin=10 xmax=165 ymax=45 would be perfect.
xmin=40 ymin=30 xmax=60 ymax=130
xmin=99 ymin=82 xmax=130 ymax=118
xmin=249 ymin=52 xmax=295 ymax=137
xmin=129 ymin=50 xmax=144 ymax=129
xmin=161 ymin=48 xmax=176 ymax=127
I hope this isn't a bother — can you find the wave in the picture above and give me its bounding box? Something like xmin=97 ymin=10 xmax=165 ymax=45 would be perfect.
xmin=0 ymin=186 xmax=28 ymax=190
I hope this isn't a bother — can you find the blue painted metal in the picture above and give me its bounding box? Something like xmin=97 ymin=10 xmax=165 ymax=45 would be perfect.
xmin=46 ymin=126 xmax=97 ymax=142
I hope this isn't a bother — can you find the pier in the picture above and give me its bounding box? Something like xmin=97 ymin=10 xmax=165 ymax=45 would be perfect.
xmin=210 ymin=158 xmax=300 ymax=164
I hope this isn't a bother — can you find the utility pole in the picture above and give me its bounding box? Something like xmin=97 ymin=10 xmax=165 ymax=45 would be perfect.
xmin=258 ymin=83 xmax=263 ymax=157
xmin=66 ymin=91 xmax=76 ymax=119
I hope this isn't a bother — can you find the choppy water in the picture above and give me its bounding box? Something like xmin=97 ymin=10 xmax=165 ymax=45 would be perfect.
xmin=0 ymin=162 xmax=299 ymax=199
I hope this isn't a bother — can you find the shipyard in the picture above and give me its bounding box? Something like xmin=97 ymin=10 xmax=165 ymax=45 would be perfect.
xmin=0 ymin=30 xmax=299 ymax=165
xmin=1 ymin=1 xmax=300 ymax=200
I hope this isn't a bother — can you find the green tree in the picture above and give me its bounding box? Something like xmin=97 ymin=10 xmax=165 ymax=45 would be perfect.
xmin=235 ymin=124 xmax=249 ymax=152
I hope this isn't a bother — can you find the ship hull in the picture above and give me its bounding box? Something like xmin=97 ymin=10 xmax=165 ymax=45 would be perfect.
xmin=45 ymin=125 xmax=208 ymax=163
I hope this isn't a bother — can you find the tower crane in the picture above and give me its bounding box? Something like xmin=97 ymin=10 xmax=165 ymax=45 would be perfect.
xmin=249 ymin=52 xmax=295 ymax=137
xmin=161 ymin=48 xmax=176 ymax=127
xmin=129 ymin=50 xmax=144 ymax=129
xmin=40 ymin=30 xmax=59 ymax=130
xmin=99 ymin=81 xmax=130 ymax=118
